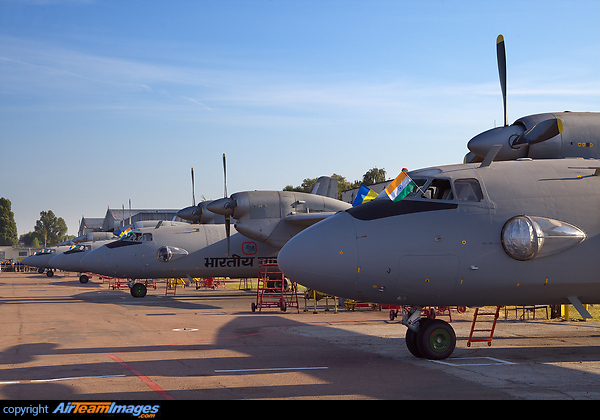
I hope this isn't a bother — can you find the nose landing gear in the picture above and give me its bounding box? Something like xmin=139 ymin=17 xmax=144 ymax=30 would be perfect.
xmin=402 ymin=307 xmax=456 ymax=360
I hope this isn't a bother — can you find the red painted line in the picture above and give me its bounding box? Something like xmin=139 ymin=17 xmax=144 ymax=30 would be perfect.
xmin=107 ymin=353 xmax=176 ymax=400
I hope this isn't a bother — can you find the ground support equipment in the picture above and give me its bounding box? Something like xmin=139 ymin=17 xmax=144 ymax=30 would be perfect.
xmin=344 ymin=299 xmax=377 ymax=311
xmin=252 ymin=258 xmax=299 ymax=313
xmin=303 ymin=289 xmax=338 ymax=314
xmin=165 ymin=278 xmax=186 ymax=295
xmin=467 ymin=306 xmax=501 ymax=347
xmin=195 ymin=277 xmax=221 ymax=290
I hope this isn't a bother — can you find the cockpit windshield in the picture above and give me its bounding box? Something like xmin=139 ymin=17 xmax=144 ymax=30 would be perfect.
xmin=405 ymin=177 xmax=483 ymax=202
xmin=119 ymin=231 xmax=153 ymax=242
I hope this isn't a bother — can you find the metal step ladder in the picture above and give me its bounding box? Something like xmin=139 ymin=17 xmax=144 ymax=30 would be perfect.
xmin=467 ymin=306 xmax=501 ymax=347
xmin=252 ymin=258 xmax=299 ymax=313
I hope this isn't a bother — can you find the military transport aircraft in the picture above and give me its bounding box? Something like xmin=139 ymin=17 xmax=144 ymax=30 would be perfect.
xmin=465 ymin=35 xmax=600 ymax=163
xmin=49 ymin=239 xmax=115 ymax=283
xmin=80 ymin=177 xmax=351 ymax=297
xmin=278 ymin=157 xmax=600 ymax=360
xmin=22 ymin=245 xmax=74 ymax=277
xmin=80 ymin=221 xmax=281 ymax=297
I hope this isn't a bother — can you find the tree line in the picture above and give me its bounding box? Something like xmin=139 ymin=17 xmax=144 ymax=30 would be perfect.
xmin=283 ymin=167 xmax=387 ymax=200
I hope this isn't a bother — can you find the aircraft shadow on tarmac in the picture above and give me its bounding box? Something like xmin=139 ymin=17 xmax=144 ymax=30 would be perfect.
xmin=3 ymin=315 xmax=600 ymax=399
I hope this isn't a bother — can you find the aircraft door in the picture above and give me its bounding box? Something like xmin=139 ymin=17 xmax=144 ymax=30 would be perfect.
xmin=396 ymin=255 xmax=459 ymax=304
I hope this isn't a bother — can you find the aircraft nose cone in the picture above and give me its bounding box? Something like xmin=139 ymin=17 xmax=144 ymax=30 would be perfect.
xmin=278 ymin=211 xmax=358 ymax=295
xmin=467 ymin=125 xmax=527 ymax=160
xmin=206 ymin=197 xmax=236 ymax=216
xmin=80 ymin=247 xmax=109 ymax=275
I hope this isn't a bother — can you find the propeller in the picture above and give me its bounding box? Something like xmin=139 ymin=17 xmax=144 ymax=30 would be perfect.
xmin=223 ymin=154 xmax=230 ymax=255
xmin=222 ymin=153 xmax=233 ymax=255
xmin=191 ymin=167 xmax=196 ymax=206
xmin=497 ymin=35 xmax=508 ymax=127
xmin=511 ymin=118 xmax=563 ymax=149
xmin=466 ymin=35 xmax=563 ymax=162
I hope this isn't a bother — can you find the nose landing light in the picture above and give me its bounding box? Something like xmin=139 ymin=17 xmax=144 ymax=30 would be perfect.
xmin=501 ymin=215 xmax=586 ymax=261
xmin=157 ymin=246 xmax=188 ymax=262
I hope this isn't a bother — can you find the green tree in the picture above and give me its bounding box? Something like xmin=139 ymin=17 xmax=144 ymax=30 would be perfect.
xmin=34 ymin=210 xmax=68 ymax=247
xmin=284 ymin=177 xmax=318 ymax=193
xmin=19 ymin=231 xmax=41 ymax=247
xmin=362 ymin=167 xmax=387 ymax=185
xmin=0 ymin=197 xmax=18 ymax=246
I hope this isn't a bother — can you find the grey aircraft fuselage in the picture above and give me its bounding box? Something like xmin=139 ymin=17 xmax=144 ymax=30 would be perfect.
xmin=278 ymin=158 xmax=600 ymax=308
xmin=80 ymin=221 xmax=280 ymax=280
xmin=21 ymin=246 xmax=73 ymax=271
xmin=49 ymin=240 xmax=115 ymax=274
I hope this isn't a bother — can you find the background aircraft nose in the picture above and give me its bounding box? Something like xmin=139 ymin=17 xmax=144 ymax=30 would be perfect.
xmin=80 ymin=247 xmax=107 ymax=275
xmin=278 ymin=211 xmax=358 ymax=294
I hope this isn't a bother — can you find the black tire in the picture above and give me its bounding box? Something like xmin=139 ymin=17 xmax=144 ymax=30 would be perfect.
xmin=416 ymin=319 xmax=456 ymax=360
xmin=79 ymin=275 xmax=89 ymax=284
xmin=405 ymin=328 xmax=423 ymax=358
xmin=130 ymin=283 xmax=147 ymax=298
xmin=46 ymin=270 xmax=54 ymax=277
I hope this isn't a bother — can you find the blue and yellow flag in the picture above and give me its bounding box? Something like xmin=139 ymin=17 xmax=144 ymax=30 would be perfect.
xmin=352 ymin=185 xmax=378 ymax=206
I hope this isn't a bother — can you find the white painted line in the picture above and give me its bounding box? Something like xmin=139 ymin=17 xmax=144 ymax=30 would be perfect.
xmin=430 ymin=357 xmax=518 ymax=367
xmin=1 ymin=375 xmax=127 ymax=385
xmin=215 ymin=366 xmax=329 ymax=373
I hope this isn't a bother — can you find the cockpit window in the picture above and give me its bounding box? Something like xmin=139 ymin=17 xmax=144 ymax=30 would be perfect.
xmin=406 ymin=178 xmax=453 ymax=200
xmin=120 ymin=231 xmax=152 ymax=242
xmin=420 ymin=179 xmax=453 ymax=200
xmin=454 ymin=179 xmax=484 ymax=202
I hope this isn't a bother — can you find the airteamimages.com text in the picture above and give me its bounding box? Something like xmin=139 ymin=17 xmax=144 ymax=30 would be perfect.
xmin=2 ymin=402 xmax=162 ymax=418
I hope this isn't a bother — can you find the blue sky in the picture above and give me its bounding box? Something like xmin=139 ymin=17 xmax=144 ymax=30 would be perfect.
xmin=1 ymin=0 xmax=599 ymax=237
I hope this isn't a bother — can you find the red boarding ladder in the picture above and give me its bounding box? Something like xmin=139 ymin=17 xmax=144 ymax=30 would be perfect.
xmin=467 ymin=306 xmax=501 ymax=347
xmin=252 ymin=258 xmax=299 ymax=313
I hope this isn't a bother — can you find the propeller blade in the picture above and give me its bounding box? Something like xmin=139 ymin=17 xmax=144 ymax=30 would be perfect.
xmin=496 ymin=34 xmax=508 ymax=127
xmin=222 ymin=153 xmax=227 ymax=198
xmin=191 ymin=167 xmax=196 ymax=206
xmin=225 ymin=215 xmax=231 ymax=255
xmin=511 ymin=118 xmax=563 ymax=148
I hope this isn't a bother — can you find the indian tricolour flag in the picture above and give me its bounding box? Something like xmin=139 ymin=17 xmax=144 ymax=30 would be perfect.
xmin=384 ymin=171 xmax=416 ymax=202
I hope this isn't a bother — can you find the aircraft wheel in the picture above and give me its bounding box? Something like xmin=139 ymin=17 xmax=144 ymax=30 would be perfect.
xmin=405 ymin=327 xmax=423 ymax=358
xmin=79 ymin=275 xmax=89 ymax=284
xmin=130 ymin=283 xmax=147 ymax=298
xmin=46 ymin=270 xmax=54 ymax=277
xmin=416 ymin=319 xmax=456 ymax=360
xmin=38 ymin=268 xmax=45 ymax=274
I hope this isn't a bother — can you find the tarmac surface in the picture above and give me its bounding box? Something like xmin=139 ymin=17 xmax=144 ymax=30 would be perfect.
xmin=2 ymin=271 xmax=600 ymax=400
